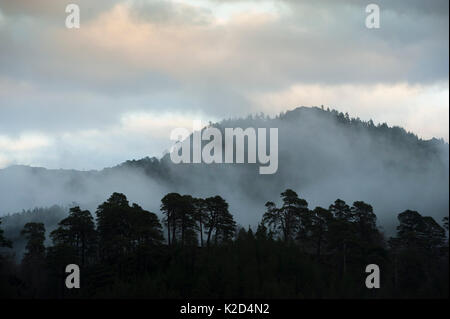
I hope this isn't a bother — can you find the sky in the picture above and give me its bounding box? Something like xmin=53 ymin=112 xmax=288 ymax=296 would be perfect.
xmin=0 ymin=0 xmax=448 ymax=170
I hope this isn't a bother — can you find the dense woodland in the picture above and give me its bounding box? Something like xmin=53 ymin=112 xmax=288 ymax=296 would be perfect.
xmin=0 ymin=189 xmax=448 ymax=298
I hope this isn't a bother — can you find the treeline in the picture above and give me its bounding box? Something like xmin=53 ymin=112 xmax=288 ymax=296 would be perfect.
xmin=0 ymin=190 xmax=448 ymax=298
xmin=0 ymin=205 xmax=67 ymax=262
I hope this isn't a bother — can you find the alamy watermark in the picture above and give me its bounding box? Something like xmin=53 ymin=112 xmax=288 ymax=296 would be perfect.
xmin=65 ymin=4 xmax=80 ymax=29
xmin=169 ymin=121 xmax=278 ymax=175
xmin=65 ymin=264 xmax=80 ymax=289
xmin=365 ymin=264 xmax=380 ymax=289
xmin=65 ymin=3 xmax=380 ymax=29
xmin=365 ymin=4 xmax=380 ymax=29
xmin=63 ymin=262 xmax=380 ymax=289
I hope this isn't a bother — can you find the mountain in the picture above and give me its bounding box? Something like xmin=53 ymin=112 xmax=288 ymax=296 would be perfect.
xmin=0 ymin=107 xmax=448 ymax=234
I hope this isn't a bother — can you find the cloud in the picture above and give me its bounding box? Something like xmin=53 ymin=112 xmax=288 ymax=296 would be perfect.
xmin=250 ymin=81 xmax=449 ymax=140
xmin=0 ymin=110 xmax=214 ymax=169
xmin=2 ymin=0 xmax=447 ymax=93
xmin=0 ymin=133 xmax=51 ymax=151
xmin=0 ymin=0 xmax=122 ymax=22
xmin=0 ymin=0 xmax=448 ymax=169
xmin=0 ymin=132 xmax=53 ymax=168
xmin=0 ymin=153 xmax=10 ymax=168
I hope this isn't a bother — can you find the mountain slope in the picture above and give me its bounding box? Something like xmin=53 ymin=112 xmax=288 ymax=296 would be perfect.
xmin=0 ymin=107 xmax=448 ymax=233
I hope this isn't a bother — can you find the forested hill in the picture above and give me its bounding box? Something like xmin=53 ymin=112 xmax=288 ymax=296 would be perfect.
xmin=0 ymin=107 xmax=448 ymax=232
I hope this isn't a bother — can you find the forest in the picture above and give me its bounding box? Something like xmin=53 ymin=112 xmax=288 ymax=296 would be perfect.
xmin=0 ymin=189 xmax=448 ymax=299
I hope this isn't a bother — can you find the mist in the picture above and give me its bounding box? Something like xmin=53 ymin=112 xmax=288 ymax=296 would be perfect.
xmin=0 ymin=164 xmax=170 ymax=216
xmin=0 ymin=107 xmax=448 ymax=237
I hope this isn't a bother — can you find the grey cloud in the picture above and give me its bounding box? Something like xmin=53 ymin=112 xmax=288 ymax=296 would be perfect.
xmin=130 ymin=0 xmax=213 ymax=25
xmin=1 ymin=0 xmax=447 ymax=95
xmin=0 ymin=0 xmax=448 ymax=168
xmin=0 ymin=0 xmax=123 ymax=22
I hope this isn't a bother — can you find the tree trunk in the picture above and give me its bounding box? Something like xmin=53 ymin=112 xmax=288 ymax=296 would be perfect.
xmin=167 ymin=219 xmax=171 ymax=246
xmin=317 ymin=235 xmax=322 ymax=258
xmin=172 ymin=215 xmax=177 ymax=245
xmin=199 ymin=219 xmax=204 ymax=247
xmin=343 ymin=240 xmax=347 ymax=276
xmin=206 ymin=227 xmax=213 ymax=247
